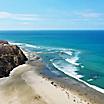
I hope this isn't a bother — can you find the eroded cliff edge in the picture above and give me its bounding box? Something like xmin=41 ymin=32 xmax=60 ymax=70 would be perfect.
xmin=0 ymin=40 xmax=28 ymax=78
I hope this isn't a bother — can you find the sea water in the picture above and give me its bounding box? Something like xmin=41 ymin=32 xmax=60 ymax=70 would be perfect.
xmin=0 ymin=30 xmax=104 ymax=92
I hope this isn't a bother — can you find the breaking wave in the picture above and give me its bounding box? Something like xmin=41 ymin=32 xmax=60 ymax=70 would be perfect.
xmin=9 ymin=41 xmax=104 ymax=93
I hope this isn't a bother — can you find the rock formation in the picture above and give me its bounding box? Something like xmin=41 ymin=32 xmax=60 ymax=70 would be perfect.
xmin=0 ymin=41 xmax=28 ymax=78
xmin=0 ymin=40 xmax=8 ymax=45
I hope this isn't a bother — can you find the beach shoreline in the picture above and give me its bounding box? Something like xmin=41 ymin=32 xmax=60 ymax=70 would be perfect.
xmin=25 ymin=50 xmax=104 ymax=104
xmin=0 ymin=49 xmax=104 ymax=104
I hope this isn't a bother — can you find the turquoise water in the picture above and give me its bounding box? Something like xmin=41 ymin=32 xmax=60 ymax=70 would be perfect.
xmin=0 ymin=30 xmax=104 ymax=91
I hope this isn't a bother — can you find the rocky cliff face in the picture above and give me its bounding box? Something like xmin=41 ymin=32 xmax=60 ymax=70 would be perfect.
xmin=0 ymin=41 xmax=28 ymax=78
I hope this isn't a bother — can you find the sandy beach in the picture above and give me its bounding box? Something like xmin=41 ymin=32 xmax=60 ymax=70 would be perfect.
xmin=0 ymin=51 xmax=104 ymax=104
xmin=0 ymin=64 xmax=88 ymax=104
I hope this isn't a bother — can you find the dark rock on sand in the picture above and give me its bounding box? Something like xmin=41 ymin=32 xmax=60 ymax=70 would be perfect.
xmin=0 ymin=41 xmax=28 ymax=78
xmin=51 ymin=82 xmax=54 ymax=85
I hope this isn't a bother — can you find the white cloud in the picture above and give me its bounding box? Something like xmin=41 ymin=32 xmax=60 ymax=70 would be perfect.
xmin=0 ymin=12 xmax=39 ymax=20
xmin=0 ymin=22 xmax=34 ymax=28
xmin=75 ymin=11 xmax=104 ymax=19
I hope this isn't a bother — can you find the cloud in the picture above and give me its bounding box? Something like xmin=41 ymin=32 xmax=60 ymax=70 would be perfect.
xmin=0 ymin=12 xmax=39 ymax=20
xmin=75 ymin=11 xmax=104 ymax=19
xmin=0 ymin=10 xmax=104 ymax=30
xmin=0 ymin=22 xmax=34 ymax=27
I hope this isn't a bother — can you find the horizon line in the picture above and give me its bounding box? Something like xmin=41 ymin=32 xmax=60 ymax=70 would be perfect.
xmin=0 ymin=28 xmax=104 ymax=31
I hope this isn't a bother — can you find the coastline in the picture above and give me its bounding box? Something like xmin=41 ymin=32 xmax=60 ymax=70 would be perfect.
xmin=0 ymin=49 xmax=104 ymax=104
xmin=21 ymin=42 xmax=104 ymax=94
xmin=0 ymin=63 xmax=90 ymax=104
xmin=24 ymin=50 xmax=104 ymax=104
xmin=10 ymin=41 xmax=104 ymax=94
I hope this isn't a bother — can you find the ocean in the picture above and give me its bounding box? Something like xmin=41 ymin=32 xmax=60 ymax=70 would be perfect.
xmin=0 ymin=30 xmax=104 ymax=93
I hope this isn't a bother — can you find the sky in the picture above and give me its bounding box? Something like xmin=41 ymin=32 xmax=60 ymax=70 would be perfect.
xmin=0 ymin=0 xmax=104 ymax=30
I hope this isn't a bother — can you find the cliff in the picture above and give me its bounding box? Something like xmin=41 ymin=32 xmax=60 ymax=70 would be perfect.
xmin=0 ymin=41 xmax=28 ymax=78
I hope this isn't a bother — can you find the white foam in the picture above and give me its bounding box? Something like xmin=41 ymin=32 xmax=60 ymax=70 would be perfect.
xmin=65 ymin=58 xmax=80 ymax=66
xmin=79 ymin=78 xmax=104 ymax=94
xmin=65 ymin=51 xmax=80 ymax=66
xmin=87 ymin=79 xmax=93 ymax=82
xmin=52 ymin=62 xmax=83 ymax=79
xmin=9 ymin=42 xmax=40 ymax=49
xmin=25 ymin=44 xmax=39 ymax=48
xmin=64 ymin=51 xmax=73 ymax=56
xmin=81 ymin=65 xmax=84 ymax=68
xmin=52 ymin=63 xmax=104 ymax=94
xmin=9 ymin=42 xmax=23 ymax=46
